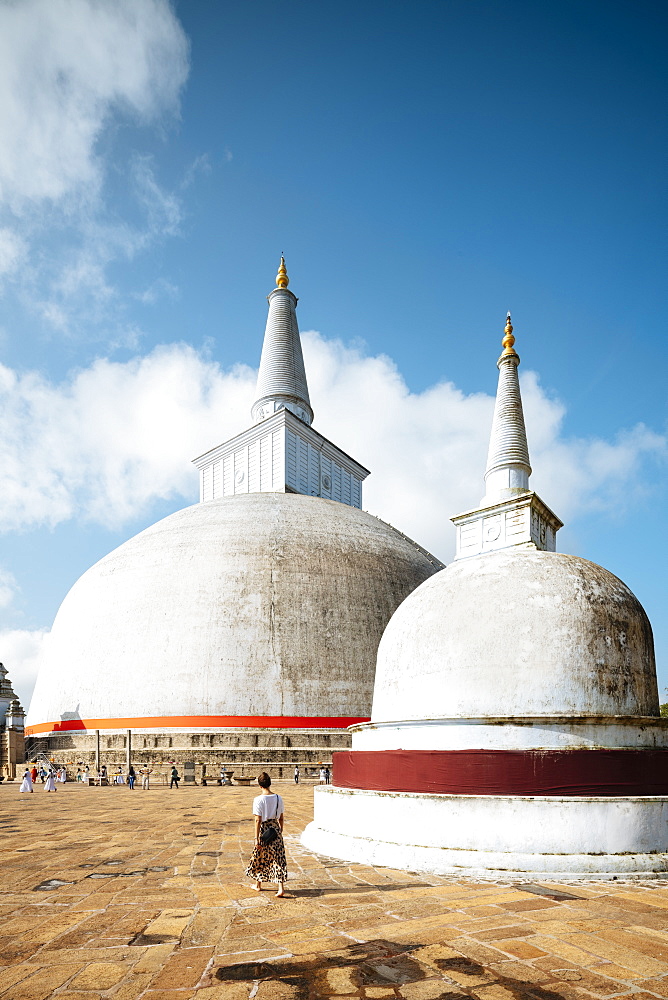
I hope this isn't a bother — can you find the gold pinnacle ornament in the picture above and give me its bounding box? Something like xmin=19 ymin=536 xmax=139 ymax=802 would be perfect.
xmin=501 ymin=311 xmax=518 ymax=357
xmin=276 ymin=255 xmax=289 ymax=288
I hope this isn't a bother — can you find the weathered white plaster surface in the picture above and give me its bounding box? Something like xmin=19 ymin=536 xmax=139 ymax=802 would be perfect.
xmin=27 ymin=493 xmax=439 ymax=730
xmin=373 ymin=547 xmax=658 ymax=723
xmin=302 ymin=786 xmax=668 ymax=878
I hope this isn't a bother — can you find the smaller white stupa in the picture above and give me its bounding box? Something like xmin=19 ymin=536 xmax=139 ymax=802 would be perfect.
xmin=303 ymin=314 xmax=668 ymax=879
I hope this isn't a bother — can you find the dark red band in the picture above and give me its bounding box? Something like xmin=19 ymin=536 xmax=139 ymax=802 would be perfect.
xmin=332 ymin=748 xmax=668 ymax=797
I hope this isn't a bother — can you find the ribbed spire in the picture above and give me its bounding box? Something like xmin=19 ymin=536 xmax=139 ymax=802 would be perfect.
xmin=251 ymin=257 xmax=314 ymax=426
xmin=452 ymin=312 xmax=561 ymax=558
xmin=483 ymin=313 xmax=532 ymax=503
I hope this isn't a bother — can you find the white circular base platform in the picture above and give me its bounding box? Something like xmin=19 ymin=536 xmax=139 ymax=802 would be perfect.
xmin=349 ymin=716 xmax=668 ymax=751
xmin=302 ymin=786 xmax=668 ymax=880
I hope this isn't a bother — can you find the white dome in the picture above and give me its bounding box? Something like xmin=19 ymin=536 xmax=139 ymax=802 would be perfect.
xmin=373 ymin=547 xmax=658 ymax=722
xmin=27 ymin=493 xmax=439 ymax=731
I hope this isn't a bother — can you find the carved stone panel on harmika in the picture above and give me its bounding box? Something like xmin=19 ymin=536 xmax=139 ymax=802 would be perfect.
xmin=303 ymin=314 xmax=668 ymax=879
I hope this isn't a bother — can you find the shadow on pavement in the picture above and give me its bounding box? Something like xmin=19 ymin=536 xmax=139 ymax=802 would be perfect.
xmin=215 ymin=939 xmax=583 ymax=999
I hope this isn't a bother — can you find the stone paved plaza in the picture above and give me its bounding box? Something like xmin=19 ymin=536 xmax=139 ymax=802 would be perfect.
xmin=1 ymin=782 xmax=668 ymax=1000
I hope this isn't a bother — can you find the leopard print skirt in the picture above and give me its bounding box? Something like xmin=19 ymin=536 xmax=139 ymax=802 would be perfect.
xmin=245 ymin=819 xmax=288 ymax=883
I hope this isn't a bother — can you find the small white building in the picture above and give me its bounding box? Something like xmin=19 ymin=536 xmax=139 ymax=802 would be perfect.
xmin=0 ymin=662 xmax=25 ymax=778
xmin=303 ymin=314 xmax=668 ymax=879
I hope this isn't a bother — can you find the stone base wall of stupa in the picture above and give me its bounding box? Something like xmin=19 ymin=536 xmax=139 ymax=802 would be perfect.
xmin=23 ymin=728 xmax=349 ymax=779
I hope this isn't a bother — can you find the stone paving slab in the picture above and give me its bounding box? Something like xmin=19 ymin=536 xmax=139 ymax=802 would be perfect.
xmin=1 ymin=782 xmax=668 ymax=999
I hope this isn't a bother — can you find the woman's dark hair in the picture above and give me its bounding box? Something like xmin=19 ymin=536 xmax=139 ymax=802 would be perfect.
xmin=257 ymin=771 xmax=271 ymax=788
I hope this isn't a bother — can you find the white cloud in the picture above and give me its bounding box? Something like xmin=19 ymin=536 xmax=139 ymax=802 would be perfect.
xmin=0 ymin=0 xmax=189 ymax=330
xmin=0 ymin=0 xmax=188 ymax=208
xmin=0 ymin=629 xmax=48 ymax=710
xmin=522 ymin=370 xmax=665 ymax=520
xmin=181 ymin=153 xmax=212 ymax=189
xmin=134 ymin=277 xmax=180 ymax=306
xmin=0 ymin=227 xmax=26 ymax=277
xmin=0 ymin=568 xmax=17 ymax=610
xmin=0 ymin=345 xmax=256 ymax=530
xmin=0 ymin=333 xmax=663 ymax=560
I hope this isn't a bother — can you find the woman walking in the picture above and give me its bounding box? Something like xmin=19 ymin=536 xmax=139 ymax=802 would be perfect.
xmin=245 ymin=772 xmax=287 ymax=897
xmin=127 ymin=765 xmax=136 ymax=789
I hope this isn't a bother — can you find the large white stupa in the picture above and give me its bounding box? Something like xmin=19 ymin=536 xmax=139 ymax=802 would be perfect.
xmin=303 ymin=314 xmax=668 ymax=879
xmin=26 ymin=260 xmax=441 ymax=763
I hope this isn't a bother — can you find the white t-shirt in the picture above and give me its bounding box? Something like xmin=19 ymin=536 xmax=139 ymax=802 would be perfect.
xmin=252 ymin=793 xmax=283 ymax=823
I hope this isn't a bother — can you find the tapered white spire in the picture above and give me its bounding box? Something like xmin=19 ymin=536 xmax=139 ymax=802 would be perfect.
xmin=251 ymin=257 xmax=314 ymax=426
xmin=195 ymin=255 xmax=369 ymax=509
xmin=451 ymin=312 xmax=562 ymax=559
xmin=483 ymin=312 xmax=531 ymax=503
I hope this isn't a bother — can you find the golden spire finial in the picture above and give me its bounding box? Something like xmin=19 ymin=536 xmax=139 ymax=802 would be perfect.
xmin=501 ymin=311 xmax=517 ymax=357
xmin=276 ymin=255 xmax=289 ymax=289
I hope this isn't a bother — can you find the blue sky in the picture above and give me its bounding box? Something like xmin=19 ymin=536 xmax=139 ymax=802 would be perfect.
xmin=0 ymin=0 xmax=666 ymax=707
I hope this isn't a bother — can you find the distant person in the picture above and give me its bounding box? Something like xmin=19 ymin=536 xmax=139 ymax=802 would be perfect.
xmin=101 ymin=765 xmax=107 ymax=779
xmin=44 ymin=769 xmax=57 ymax=792
xmin=319 ymin=767 xmax=327 ymax=784
xmin=140 ymin=766 xmax=152 ymax=790
xmin=115 ymin=770 xmax=125 ymax=785
xmin=170 ymin=766 xmax=180 ymax=789
xmin=324 ymin=766 xmax=331 ymax=785
xmin=127 ymin=765 xmax=136 ymax=790
xmin=19 ymin=769 xmax=33 ymax=793
xmin=76 ymin=769 xmax=82 ymax=782
xmin=30 ymin=765 xmax=38 ymax=784
xmin=294 ymin=766 xmax=300 ymax=785
xmin=245 ymin=772 xmax=287 ymax=898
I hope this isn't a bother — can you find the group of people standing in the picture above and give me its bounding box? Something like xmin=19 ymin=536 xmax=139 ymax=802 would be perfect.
xmin=20 ymin=761 xmax=330 ymax=790
xmin=19 ymin=764 xmax=66 ymax=792
xmin=98 ymin=765 xmax=152 ymax=787
xmin=19 ymin=762 xmax=157 ymax=790
xmin=105 ymin=765 xmax=153 ymax=788
xmin=293 ymin=765 xmax=331 ymax=784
